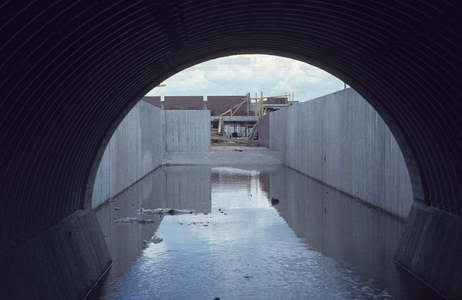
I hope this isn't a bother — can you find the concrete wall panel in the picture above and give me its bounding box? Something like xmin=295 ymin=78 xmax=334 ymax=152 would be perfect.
xmin=165 ymin=110 xmax=211 ymax=152
xmin=258 ymin=114 xmax=270 ymax=148
xmin=92 ymin=101 xmax=165 ymax=207
xmin=269 ymin=89 xmax=412 ymax=219
xmin=0 ymin=209 xmax=111 ymax=300
xmin=394 ymin=202 xmax=462 ymax=299
xmin=92 ymin=107 xmax=212 ymax=208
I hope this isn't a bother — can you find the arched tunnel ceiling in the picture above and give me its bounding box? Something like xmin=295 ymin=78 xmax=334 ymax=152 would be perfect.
xmin=1 ymin=1 xmax=461 ymax=252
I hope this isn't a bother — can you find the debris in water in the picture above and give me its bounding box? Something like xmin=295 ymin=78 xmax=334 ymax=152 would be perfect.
xmin=271 ymin=198 xmax=279 ymax=206
xmin=115 ymin=217 xmax=138 ymax=223
xmin=144 ymin=236 xmax=163 ymax=245
xmin=136 ymin=208 xmax=193 ymax=215
xmin=137 ymin=219 xmax=156 ymax=224
xmin=114 ymin=216 xmax=157 ymax=224
xmin=244 ymin=275 xmax=253 ymax=279
xmin=152 ymin=236 xmax=163 ymax=244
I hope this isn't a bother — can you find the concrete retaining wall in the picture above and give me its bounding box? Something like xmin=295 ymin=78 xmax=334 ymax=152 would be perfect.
xmin=269 ymin=88 xmax=412 ymax=219
xmin=0 ymin=209 xmax=111 ymax=300
xmin=394 ymin=203 xmax=462 ymax=298
xmin=92 ymin=101 xmax=165 ymax=207
xmin=92 ymin=105 xmax=212 ymax=207
xmin=258 ymin=114 xmax=270 ymax=148
xmin=165 ymin=110 xmax=211 ymax=152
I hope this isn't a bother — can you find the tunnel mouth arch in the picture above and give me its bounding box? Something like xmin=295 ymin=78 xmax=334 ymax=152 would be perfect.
xmin=85 ymin=49 xmax=424 ymax=216
xmin=2 ymin=1 xmax=462 ymax=298
xmin=2 ymin=0 xmax=461 ymax=259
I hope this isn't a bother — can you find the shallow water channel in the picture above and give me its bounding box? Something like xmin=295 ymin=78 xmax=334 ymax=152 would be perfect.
xmin=89 ymin=166 xmax=441 ymax=299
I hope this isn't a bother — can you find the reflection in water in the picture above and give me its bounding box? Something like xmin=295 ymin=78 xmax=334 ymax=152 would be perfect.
xmin=91 ymin=166 xmax=441 ymax=299
xmin=93 ymin=166 xmax=211 ymax=282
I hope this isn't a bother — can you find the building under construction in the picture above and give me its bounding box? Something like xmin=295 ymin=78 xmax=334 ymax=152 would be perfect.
xmin=142 ymin=93 xmax=298 ymax=144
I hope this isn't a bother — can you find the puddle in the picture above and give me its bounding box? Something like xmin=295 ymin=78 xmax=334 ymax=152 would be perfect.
xmin=90 ymin=166 xmax=442 ymax=299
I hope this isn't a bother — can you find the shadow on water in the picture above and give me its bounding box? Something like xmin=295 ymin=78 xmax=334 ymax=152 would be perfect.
xmin=89 ymin=165 xmax=442 ymax=299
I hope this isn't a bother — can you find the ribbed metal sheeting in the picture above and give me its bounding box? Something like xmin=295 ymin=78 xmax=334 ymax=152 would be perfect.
xmin=0 ymin=1 xmax=461 ymax=253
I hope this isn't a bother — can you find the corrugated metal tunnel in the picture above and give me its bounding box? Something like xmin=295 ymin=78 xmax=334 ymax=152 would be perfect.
xmin=1 ymin=1 xmax=461 ymax=298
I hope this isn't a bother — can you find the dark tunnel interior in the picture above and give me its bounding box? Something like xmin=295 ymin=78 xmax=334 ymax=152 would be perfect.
xmin=1 ymin=1 xmax=462 ymax=298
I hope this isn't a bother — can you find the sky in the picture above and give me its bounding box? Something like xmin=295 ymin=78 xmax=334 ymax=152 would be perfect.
xmin=145 ymin=54 xmax=347 ymax=102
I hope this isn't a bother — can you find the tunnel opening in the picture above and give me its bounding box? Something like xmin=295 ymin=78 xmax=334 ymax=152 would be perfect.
xmin=86 ymin=55 xmax=428 ymax=298
xmin=88 ymin=54 xmax=416 ymax=220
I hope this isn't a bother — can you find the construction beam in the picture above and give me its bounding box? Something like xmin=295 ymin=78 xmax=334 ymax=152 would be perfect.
xmin=211 ymin=136 xmax=258 ymax=146
xmin=247 ymin=93 xmax=250 ymax=116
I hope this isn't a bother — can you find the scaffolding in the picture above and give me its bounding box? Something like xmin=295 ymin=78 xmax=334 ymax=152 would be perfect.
xmin=211 ymin=91 xmax=296 ymax=146
xmin=246 ymin=91 xmax=296 ymax=117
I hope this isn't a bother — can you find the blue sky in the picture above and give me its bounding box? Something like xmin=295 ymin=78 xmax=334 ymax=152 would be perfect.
xmin=145 ymin=54 xmax=346 ymax=102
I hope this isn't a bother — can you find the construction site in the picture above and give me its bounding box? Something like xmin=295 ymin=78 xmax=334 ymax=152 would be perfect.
xmin=142 ymin=92 xmax=298 ymax=147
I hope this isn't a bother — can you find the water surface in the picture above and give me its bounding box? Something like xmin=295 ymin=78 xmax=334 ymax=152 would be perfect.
xmin=90 ymin=166 xmax=441 ymax=299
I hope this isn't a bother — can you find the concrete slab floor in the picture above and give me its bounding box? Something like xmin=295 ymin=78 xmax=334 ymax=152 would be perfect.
xmin=162 ymin=146 xmax=282 ymax=166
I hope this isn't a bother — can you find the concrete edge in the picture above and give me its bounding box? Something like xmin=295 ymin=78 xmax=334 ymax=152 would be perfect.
xmin=162 ymin=147 xmax=283 ymax=166
xmin=0 ymin=209 xmax=112 ymax=300
xmin=394 ymin=202 xmax=462 ymax=299
xmin=286 ymin=166 xmax=407 ymax=222
xmin=93 ymin=165 xmax=164 ymax=212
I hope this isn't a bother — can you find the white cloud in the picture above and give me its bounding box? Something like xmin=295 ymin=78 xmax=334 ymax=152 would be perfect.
xmin=146 ymin=54 xmax=345 ymax=101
